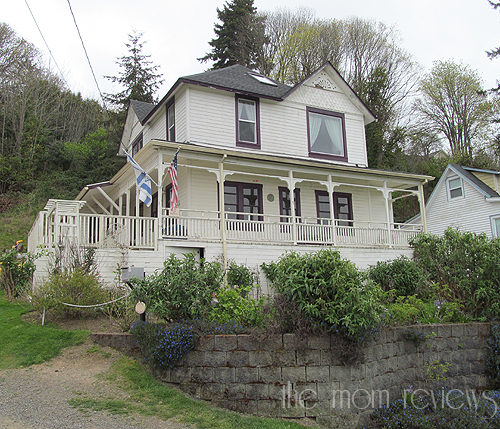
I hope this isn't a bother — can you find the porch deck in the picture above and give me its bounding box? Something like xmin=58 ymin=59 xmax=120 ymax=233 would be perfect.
xmin=28 ymin=207 xmax=422 ymax=252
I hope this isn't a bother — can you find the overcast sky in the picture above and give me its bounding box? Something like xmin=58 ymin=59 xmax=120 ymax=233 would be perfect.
xmin=4 ymin=0 xmax=499 ymax=103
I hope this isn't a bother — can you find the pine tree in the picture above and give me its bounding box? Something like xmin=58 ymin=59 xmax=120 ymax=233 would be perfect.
xmin=487 ymin=1 xmax=500 ymax=92
xmin=199 ymin=0 xmax=266 ymax=70
xmin=104 ymin=31 xmax=163 ymax=111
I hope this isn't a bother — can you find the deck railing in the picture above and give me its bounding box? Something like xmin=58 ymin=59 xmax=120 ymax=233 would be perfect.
xmin=28 ymin=208 xmax=422 ymax=251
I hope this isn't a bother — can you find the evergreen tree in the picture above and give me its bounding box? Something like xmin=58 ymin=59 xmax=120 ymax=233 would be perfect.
xmin=487 ymin=1 xmax=500 ymax=92
xmin=104 ymin=31 xmax=163 ymax=111
xmin=199 ymin=0 xmax=266 ymax=70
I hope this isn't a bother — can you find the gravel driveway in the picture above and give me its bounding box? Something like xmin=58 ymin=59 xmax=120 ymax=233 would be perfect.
xmin=0 ymin=340 xmax=190 ymax=429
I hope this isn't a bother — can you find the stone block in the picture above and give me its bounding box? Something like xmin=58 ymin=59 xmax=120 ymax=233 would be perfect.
xmin=180 ymin=383 xmax=201 ymax=396
xmin=235 ymin=367 xmax=259 ymax=383
xmin=249 ymin=350 xmax=273 ymax=367
xmin=259 ymin=335 xmax=283 ymax=351
xmin=201 ymin=383 xmax=226 ymax=400
xmin=297 ymin=349 xmax=321 ymax=366
xmin=213 ymin=367 xmax=235 ymax=384
xmin=259 ymin=366 xmax=282 ymax=383
xmin=170 ymin=367 xmax=191 ymax=383
xmin=204 ymin=351 xmax=227 ymax=367
xmin=258 ymin=399 xmax=282 ymax=417
xmin=437 ymin=325 xmax=452 ymax=339
xmin=190 ymin=367 xmax=214 ymax=383
xmin=308 ymin=334 xmax=331 ymax=350
xmin=225 ymin=383 xmax=246 ymax=400
xmin=478 ymin=323 xmax=491 ymax=337
xmin=451 ymin=324 xmax=464 ymax=338
xmin=226 ymin=350 xmax=249 ymax=368
xmin=215 ymin=335 xmax=238 ymax=351
xmin=281 ymin=403 xmax=306 ymax=418
xmin=246 ymin=383 xmax=269 ymax=400
xmin=321 ymin=350 xmax=341 ymax=366
xmin=273 ymin=350 xmax=296 ymax=367
xmin=463 ymin=323 xmax=479 ymax=338
xmin=330 ymin=365 xmax=351 ymax=383
xmin=237 ymin=334 xmax=259 ymax=351
xmin=306 ymin=366 xmax=330 ymax=383
xmin=268 ymin=382 xmax=286 ymax=400
xmin=283 ymin=333 xmax=301 ymax=350
xmin=184 ymin=350 xmax=204 ymax=367
xmin=197 ymin=335 xmax=215 ymax=351
xmin=282 ymin=366 xmax=306 ymax=383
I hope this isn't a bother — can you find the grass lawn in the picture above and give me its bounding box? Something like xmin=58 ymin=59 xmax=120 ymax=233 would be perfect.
xmin=0 ymin=292 xmax=88 ymax=369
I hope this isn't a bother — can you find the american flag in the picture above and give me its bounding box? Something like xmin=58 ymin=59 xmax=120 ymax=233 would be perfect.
xmin=168 ymin=149 xmax=179 ymax=212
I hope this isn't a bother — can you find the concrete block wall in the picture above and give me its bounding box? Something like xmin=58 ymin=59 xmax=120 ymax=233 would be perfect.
xmin=154 ymin=323 xmax=491 ymax=423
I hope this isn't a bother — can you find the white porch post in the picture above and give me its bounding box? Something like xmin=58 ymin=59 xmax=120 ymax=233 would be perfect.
xmin=158 ymin=151 xmax=165 ymax=240
xmin=119 ymin=194 xmax=123 ymax=216
xmin=418 ymin=183 xmax=428 ymax=233
xmin=383 ymin=181 xmax=393 ymax=248
xmin=288 ymin=170 xmax=297 ymax=245
xmin=327 ymin=176 xmax=337 ymax=245
xmin=219 ymin=154 xmax=228 ymax=271
xmin=126 ymin=188 xmax=130 ymax=217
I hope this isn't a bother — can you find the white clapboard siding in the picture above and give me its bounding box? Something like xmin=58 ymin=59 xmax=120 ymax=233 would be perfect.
xmin=144 ymin=105 xmax=166 ymax=142
xmin=426 ymin=170 xmax=500 ymax=237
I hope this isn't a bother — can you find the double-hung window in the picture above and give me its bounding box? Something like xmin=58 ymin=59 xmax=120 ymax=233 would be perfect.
xmin=236 ymin=96 xmax=260 ymax=148
xmin=131 ymin=132 xmax=143 ymax=156
xmin=166 ymin=99 xmax=175 ymax=142
xmin=447 ymin=176 xmax=463 ymax=199
xmin=307 ymin=107 xmax=347 ymax=161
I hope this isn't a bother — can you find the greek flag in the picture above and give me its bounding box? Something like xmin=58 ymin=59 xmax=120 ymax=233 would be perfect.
xmin=126 ymin=151 xmax=152 ymax=207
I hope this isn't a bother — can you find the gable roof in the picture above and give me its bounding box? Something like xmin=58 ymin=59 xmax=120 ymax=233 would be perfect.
xmin=130 ymin=99 xmax=155 ymax=125
xmin=448 ymin=164 xmax=499 ymax=198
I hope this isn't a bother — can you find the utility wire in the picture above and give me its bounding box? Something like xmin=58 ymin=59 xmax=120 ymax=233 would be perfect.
xmin=66 ymin=0 xmax=107 ymax=108
xmin=24 ymin=0 xmax=67 ymax=83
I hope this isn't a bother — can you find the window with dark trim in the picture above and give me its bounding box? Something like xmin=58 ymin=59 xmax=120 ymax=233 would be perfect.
xmin=131 ymin=132 xmax=143 ymax=156
xmin=315 ymin=191 xmax=353 ymax=226
xmin=278 ymin=187 xmax=301 ymax=222
xmin=236 ymin=95 xmax=260 ymax=148
xmin=224 ymin=181 xmax=263 ymax=220
xmin=166 ymin=98 xmax=175 ymax=142
xmin=307 ymin=107 xmax=347 ymax=162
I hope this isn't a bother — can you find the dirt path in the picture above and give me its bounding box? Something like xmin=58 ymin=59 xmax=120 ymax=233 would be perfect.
xmin=0 ymin=338 xmax=190 ymax=429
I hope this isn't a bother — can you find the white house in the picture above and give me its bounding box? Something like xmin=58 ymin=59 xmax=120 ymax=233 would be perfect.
xmin=28 ymin=63 xmax=432 ymax=290
xmin=408 ymin=163 xmax=500 ymax=237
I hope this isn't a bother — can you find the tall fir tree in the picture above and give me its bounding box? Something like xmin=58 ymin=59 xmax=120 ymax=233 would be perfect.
xmin=104 ymin=31 xmax=163 ymax=111
xmin=199 ymin=0 xmax=266 ymax=70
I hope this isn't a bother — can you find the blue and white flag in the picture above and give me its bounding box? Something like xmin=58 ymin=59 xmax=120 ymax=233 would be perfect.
xmin=126 ymin=151 xmax=152 ymax=207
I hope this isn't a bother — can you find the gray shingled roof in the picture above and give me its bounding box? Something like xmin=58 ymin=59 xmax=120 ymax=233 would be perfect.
xmin=181 ymin=65 xmax=292 ymax=100
xmin=450 ymin=164 xmax=500 ymax=198
xmin=130 ymin=99 xmax=155 ymax=124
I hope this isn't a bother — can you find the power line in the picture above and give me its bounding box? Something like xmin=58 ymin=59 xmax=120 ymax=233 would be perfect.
xmin=24 ymin=0 xmax=67 ymax=83
xmin=66 ymin=0 xmax=107 ymax=108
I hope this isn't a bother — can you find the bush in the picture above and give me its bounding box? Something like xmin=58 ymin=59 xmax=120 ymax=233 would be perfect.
xmin=262 ymin=249 xmax=387 ymax=341
xmin=486 ymin=324 xmax=500 ymax=389
xmin=0 ymin=243 xmax=37 ymax=300
xmin=208 ymin=283 xmax=266 ymax=327
xmin=410 ymin=229 xmax=500 ymax=320
xmin=31 ymin=268 xmax=108 ymax=318
xmin=130 ymin=253 xmax=223 ymax=321
xmin=368 ymin=256 xmax=426 ymax=297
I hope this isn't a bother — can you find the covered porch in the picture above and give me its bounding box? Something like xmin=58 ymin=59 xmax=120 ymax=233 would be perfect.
xmin=28 ymin=141 xmax=431 ymax=254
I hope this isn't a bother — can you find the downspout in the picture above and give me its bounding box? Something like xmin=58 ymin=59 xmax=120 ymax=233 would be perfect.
xmin=219 ymin=154 xmax=228 ymax=271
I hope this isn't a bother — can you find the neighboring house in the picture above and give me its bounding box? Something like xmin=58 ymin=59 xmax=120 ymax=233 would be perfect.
xmin=408 ymin=164 xmax=500 ymax=237
xmin=28 ymin=63 xmax=432 ymax=289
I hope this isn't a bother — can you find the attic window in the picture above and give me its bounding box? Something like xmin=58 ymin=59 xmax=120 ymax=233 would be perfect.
xmin=447 ymin=177 xmax=463 ymax=199
xmin=249 ymin=73 xmax=277 ymax=86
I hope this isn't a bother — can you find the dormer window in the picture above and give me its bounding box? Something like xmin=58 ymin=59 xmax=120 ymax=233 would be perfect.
xmin=307 ymin=107 xmax=347 ymax=162
xmin=447 ymin=177 xmax=463 ymax=199
xmin=236 ymin=95 xmax=260 ymax=148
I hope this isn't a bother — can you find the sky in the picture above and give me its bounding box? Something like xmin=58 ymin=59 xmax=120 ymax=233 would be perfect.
xmin=3 ymin=0 xmax=499 ymax=103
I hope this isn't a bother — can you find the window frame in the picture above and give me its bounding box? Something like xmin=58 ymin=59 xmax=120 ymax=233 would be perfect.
xmin=224 ymin=181 xmax=263 ymax=221
xmin=166 ymin=98 xmax=175 ymax=142
xmin=447 ymin=176 xmax=464 ymax=200
xmin=278 ymin=187 xmax=301 ymax=222
xmin=307 ymin=107 xmax=348 ymax=162
xmin=315 ymin=190 xmax=353 ymax=226
xmin=491 ymin=214 xmax=500 ymax=238
xmin=235 ymin=95 xmax=260 ymax=149
xmin=131 ymin=132 xmax=143 ymax=156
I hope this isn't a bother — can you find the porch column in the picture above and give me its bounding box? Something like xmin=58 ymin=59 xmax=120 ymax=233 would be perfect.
xmin=287 ymin=170 xmax=297 ymax=245
xmin=383 ymin=181 xmax=393 ymax=248
xmin=219 ymin=154 xmax=228 ymax=271
xmin=119 ymin=194 xmax=123 ymax=216
xmin=418 ymin=183 xmax=428 ymax=233
xmin=158 ymin=151 xmax=165 ymax=240
xmin=126 ymin=188 xmax=130 ymax=217
xmin=327 ymin=176 xmax=337 ymax=245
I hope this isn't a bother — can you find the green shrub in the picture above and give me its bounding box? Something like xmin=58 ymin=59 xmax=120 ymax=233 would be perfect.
xmin=130 ymin=253 xmax=222 ymax=321
xmin=263 ymin=248 xmax=387 ymax=341
xmin=368 ymin=256 xmax=426 ymax=297
xmin=208 ymin=284 xmax=266 ymax=327
xmin=486 ymin=324 xmax=500 ymax=389
xmin=31 ymin=268 xmax=108 ymax=318
xmin=411 ymin=229 xmax=500 ymax=320
xmin=0 ymin=244 xmax=37 ymax=300
xmin=226 ymin=261 xmax=258 ymax=289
